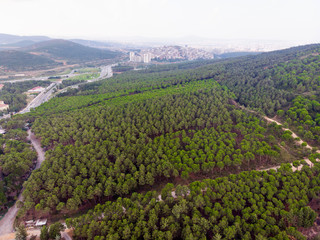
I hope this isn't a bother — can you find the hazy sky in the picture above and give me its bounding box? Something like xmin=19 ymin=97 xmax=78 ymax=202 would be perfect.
xmin=0 ymin=0 xmax=319 ymax=43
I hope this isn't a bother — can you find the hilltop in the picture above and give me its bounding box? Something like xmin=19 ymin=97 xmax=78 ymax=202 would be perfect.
xmin=0 ymin=33 xmax=50 ymax=45
xmin=0 ymin=40 xmax=38 ymax=51
xmin=0 ymin=38 xmax=122 ymax=72
xmin=23 ymin=39 xmax=120 ymax=63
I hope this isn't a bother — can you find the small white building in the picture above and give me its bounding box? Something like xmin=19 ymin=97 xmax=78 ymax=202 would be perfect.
xmin=25 ymin=220 xmax=34 ymax=227
xmin=35 ymin=219 xmax=47 ymax=227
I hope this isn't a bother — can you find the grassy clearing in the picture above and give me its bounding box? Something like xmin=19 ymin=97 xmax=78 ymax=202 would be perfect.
xmin=76 ymin=68 xmax=100 ymax=73
xmin=66 ymin=73 xmax=99 ymax=81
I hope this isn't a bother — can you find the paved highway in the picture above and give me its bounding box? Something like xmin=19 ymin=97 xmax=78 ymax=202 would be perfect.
xmin=18 ymin=82 xmax=58 ymax=114
xmin=0 ymin=71 xmax=80 ymax=84
xmin=18 ymin=64 xmax=114 ymax=114
xmin=57 ymin=64 xmax=114 ymax=94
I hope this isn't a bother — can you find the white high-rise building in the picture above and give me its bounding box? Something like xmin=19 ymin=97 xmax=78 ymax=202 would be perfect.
xmin=143 ymin=53 xmax=151 ymax=63
xmin=129 ymin=52 xmax=135 ymax=61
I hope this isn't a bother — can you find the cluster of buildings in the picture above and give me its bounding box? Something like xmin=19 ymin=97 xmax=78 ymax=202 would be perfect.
xmin=129 ymin=52 xmax=152 ymax=63
xmin=129 ymin=46 xmax=214 ymax=63
xmin=25 ymin=219 xmax=47 ymax=228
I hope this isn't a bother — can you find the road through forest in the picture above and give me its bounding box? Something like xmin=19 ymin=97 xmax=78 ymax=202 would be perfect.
xmin=0 ymin=130 xmax=45 ymax=235
xmin=0 ymin=64 xmax=114 ymax=238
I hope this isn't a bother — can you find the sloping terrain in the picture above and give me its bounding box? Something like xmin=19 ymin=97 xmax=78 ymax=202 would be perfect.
xmin=1 ymin=43 xmax=320 ymax=239
xmin=0 ymin=40 xmax=36 ymax=50
xmin=23 ymin=39 xmax=120 ymax=63
xmin=0 ymin=33 xmax=50 ymax=45
xmin=0 ymin=50 xmax=61 ymax=71
xmin=0 ymin=38 xmax=121 ymax=71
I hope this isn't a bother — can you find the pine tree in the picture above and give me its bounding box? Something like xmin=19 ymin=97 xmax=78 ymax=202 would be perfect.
xmin=15 ymin=225 xmax=28 ymax=240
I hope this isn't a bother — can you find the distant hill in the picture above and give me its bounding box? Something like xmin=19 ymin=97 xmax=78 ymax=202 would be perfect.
xmin=0 ymin=50 xmax=61 ymax=71
xmin=71 ymin=39 xmax=113 ymax=48
xmin=0 ymin=40 xmax=36 ymax=50
xmin=0 ymin=33 xmax=50 ymax=45
xmin=23 ymin=39 xmax=120 ymax=63
xmin=215 ymin=51 xmax=261 ymax=59
xmin=70 ymin=39 xmax=127 ymax=49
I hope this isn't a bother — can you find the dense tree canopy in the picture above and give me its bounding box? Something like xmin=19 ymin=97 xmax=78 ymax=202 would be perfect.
xmin=8 ymin=44 xmax=320 ymax=239
xmin=0 ymin=133 xmax=37 ymax=209
xmin=67 ymin=163 xmax=320 ymax=240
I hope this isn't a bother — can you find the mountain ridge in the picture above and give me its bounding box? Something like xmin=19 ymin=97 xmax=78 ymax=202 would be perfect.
xmin=0 ymin=33 xmax=50 ymax=45
xmin=22 ymin=39 xmax=121 ymax=63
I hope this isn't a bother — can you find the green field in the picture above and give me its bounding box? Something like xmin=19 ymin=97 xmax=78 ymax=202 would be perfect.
xmin=66 ymin=73 xmax=99 ymax=81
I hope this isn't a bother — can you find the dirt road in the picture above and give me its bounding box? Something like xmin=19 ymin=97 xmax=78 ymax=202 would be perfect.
xmin=27 ymin=129 xmax=45 ymax=169
xmin=263 ymin=116 xmax=315 ymax=150
xmin=260 ymin=116 xmax=320 ymax=172
xmin=0 ymin=130 xmax=45 ymax=235
xmin=237 ymin=102 xmax=317 ymax=152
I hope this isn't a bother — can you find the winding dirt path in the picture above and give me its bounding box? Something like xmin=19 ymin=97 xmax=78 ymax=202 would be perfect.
xmin=237 ymin=103 xmax=318 ymax=151
xmin=259 ymin=116 xmax=320 ymax=172
xmin=0 ymin=130 xmax=45 ymax=235
xmin=27 ymin=129 xmax=45 ymax=169
xmin=263 ymin=116 xmax=315 ymax=150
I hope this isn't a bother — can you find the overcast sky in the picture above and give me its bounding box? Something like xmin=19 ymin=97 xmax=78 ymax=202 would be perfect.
xmin=0 ymin=0 xmax=319 ymax=43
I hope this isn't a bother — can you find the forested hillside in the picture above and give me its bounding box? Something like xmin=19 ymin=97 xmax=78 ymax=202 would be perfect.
xmin=31 ymin=44 xmax=320 ymax=118
xmin=9 ymin=44 xmax=320 ymax=239
xmin=20 ymin=80 xmax=303 ymax=215
xmin=67 ymin=163 xmax=320 ymax=239
xmin=23 ymin=39 xmax=121 ymax=64
xmin=0 ymin=50 xmax=60 ymax=71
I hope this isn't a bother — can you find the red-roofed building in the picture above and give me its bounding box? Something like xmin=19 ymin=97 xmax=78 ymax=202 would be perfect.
xmin=0 ymin=84 xmax=4 ymax=90
xmin=28 ymin=86 xmax=45 ymax=93
xmin=0 ymin=100 xmax=9 ymax=111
